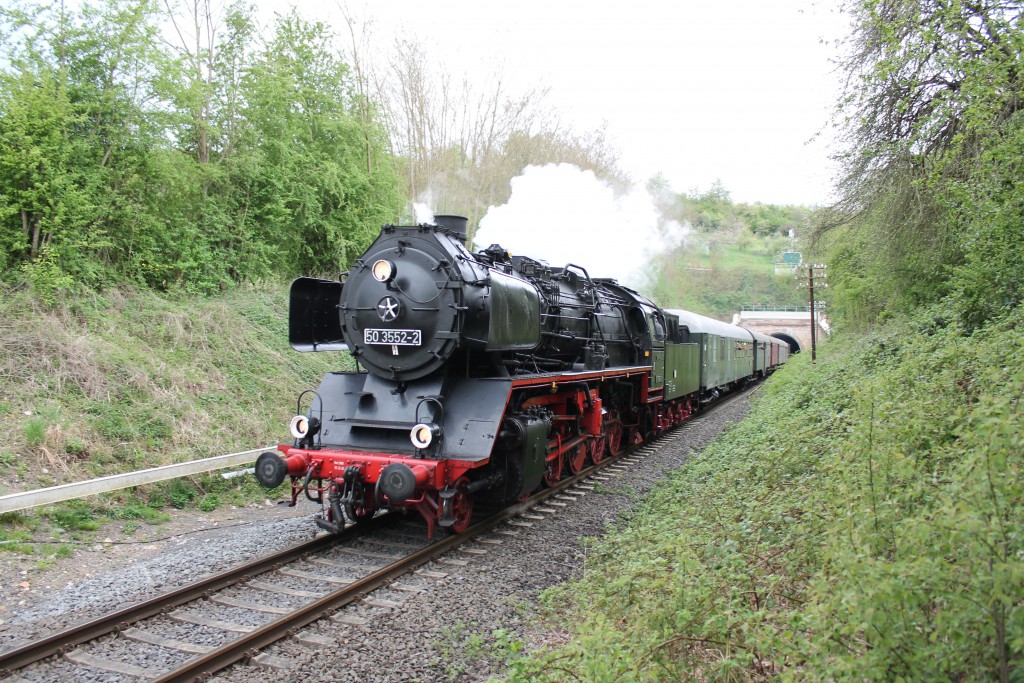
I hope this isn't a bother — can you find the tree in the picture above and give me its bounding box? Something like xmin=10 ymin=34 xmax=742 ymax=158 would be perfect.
xmin=352 ymin=22 xmax=623 ymax=243
xmin=0 ymin=0 xmax=405 ymax=293
xmin=0 ymin=0 xmax=165 ymax=288
xmin=818 ymin=0 xmax=1024 ymax=324
xmin=243 ymin=10 xmax=402 ymax=275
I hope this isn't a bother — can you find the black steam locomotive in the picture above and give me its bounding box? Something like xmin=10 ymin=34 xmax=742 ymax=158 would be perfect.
xmin=254 ymin=216 xmax=787 ymax=536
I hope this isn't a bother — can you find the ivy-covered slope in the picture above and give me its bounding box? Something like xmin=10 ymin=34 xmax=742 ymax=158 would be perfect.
xmin=507 ymin=307 xmax=1023 ymax=681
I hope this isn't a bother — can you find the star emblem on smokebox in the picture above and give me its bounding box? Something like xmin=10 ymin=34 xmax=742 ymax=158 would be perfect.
xmin=377 ymin=296 xmax=400 ymax=322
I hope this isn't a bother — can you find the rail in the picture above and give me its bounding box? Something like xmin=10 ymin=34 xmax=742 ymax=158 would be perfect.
xmin=0 ymin=446 xmax=273 ymax=515
xmin=0 ymin=532 xmax=341 ymax=674
xmin=0 ymin=383 xmax=761 ymax=680
xmin=0 ymin=446 xmax=627 ymax=678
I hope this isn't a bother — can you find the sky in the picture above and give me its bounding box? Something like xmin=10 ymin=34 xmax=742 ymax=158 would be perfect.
xmin=258 ymin=0 xmax=850 ymax=283
xmin=310 ymin=0 xmax=850 ymax=207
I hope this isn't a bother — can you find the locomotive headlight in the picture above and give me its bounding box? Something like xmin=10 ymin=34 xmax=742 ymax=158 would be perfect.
xmin=289 ymin=415 xmax=309 ymax=439
xmin=410 ymin=423 xmax=442 ymax=449
xmin=289 ymin=415 xmax=322 ymax=441
xmin=371 ymin=259 xmax=396 ymax=283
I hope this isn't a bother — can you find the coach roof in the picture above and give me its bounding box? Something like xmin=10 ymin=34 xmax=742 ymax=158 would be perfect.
xmin=664 ymin=309 xmax=753 ymax=343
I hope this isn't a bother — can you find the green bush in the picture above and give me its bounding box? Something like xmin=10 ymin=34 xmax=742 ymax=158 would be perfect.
xmin=64 ymin=437 xmax=88 ymax=455
xmin=21 ymin=248 xmax=77 ymax=306
xmin=23 ymin=417 xmax=46 ymax=447
xmin=506 ymin=306 xmax=1024 ymax=681
xmin=197 ymin=494 xmax=221 ymax=512
xmin=47 ymin=503 xmax=101 ymax=532
xmin=167 ymin=479 xmax=196 ymax=509
xmin=112 ymin=501 xmax=169 ymax=525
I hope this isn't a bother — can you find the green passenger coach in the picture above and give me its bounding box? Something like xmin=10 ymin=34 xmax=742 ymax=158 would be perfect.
xmin=664 ymin=309 xmax=757 ymax=402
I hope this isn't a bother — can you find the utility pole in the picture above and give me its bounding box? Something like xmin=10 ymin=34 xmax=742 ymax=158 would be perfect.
xmin=798 ymin=264 xmax=827 ymax=363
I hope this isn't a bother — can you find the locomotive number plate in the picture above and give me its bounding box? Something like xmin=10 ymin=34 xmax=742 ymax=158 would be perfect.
xmin=363 ymin=328 xmax=422 ymax=346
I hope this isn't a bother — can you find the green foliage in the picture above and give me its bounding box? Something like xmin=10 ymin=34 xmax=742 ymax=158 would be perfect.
xmin=649 ymin=240 xmax=806 ymax=316
xmin=641 ymin=182 xmax=812 ymax=317
xmin=1 ymin=497 xmax=170 ymax=554
xmin=46 ymin=503 xmax=101 ymax=531
xmin=64 ymin=437 xmax=87 ymax=455
xmin=166 ymin=479 xmax=195 ymax=509
xmin=816 ymin=229 xmax=882 ymax=329
xmin=0 ymin=0 xmax=403 ymax=293
xmin=738 ymin=201 xmax=807 ymax=236
xmin=660 ymin=182 xmax=811 ymax=237
xmin=506 ymin=306 xmax=1024 ymax=681
xmin=111 ymin=501 xmax=169 ymax=524
xmin=21 ymin=247 xmax=77 ymax=305
xmin=197 ymin=493 xmax=220 ymax=512
xmin=945 ymin=111 xmax=1024 ymax=329
xmin=0 ymin=282 xmax=344 ymax=492
xmin=820 ymin=1 xmax=1024 ymax=329
xmin=22 ymin=416 xmax=46 ymax=447
xmin=238 ymin=11 xmax=402 ymax=277
xmin=682 ymin=181 xmax=733 ymax=231
xmin=645 ymin=233 xmax=807 ymax=317
xmin=796 ymin=312 xmax=1024 ymax=680
xmin=0 ymin=511 xmax=40 ymax=553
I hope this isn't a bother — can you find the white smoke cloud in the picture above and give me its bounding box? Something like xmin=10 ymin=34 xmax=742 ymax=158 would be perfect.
xmin=413 ymin=200 xmax=435 ymax=224
xmin=474 ymin=163 xmax=688 ymax=287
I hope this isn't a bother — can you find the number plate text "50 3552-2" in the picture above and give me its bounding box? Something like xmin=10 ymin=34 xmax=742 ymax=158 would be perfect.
xmin=363 ymin=328 xmax=422 ymax=346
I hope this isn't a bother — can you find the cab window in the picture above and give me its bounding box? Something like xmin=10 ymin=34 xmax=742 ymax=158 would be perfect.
xmin=650 ymin=313 xmax=666 ymax=343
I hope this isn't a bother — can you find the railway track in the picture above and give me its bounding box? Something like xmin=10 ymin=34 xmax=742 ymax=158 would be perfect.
xmin=0 ymin=386 xmax=753 ymax=682
xmin=0 ymin=460 xmax=631 ymax=680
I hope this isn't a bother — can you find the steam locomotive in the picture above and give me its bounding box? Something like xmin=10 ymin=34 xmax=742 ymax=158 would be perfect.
xmin=254 ymin=216 xmax=788 ymax=536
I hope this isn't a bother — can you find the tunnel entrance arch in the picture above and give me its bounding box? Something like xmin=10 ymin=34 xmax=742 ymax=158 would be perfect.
xmin=733 ymin=308 xmax=827 ymax=355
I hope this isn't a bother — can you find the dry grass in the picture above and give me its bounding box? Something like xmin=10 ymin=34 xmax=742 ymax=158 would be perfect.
xmin=0 ymin=283 xmax=344 ymax=491
xmin=1 ymin=313 xmax=109 ymax=400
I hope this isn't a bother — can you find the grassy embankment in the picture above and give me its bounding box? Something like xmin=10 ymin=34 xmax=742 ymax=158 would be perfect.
xmin=647 ymin=230 xmax=805 ymax=318
xmin=0 ymin=283 xmax=349 ymax=553
xmin=502 ymin=306 xmax=1023 ymax=681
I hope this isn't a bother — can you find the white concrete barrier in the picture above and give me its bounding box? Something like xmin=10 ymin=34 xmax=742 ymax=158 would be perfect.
xmin=0 ymin=446 xmax=276 ymax=514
